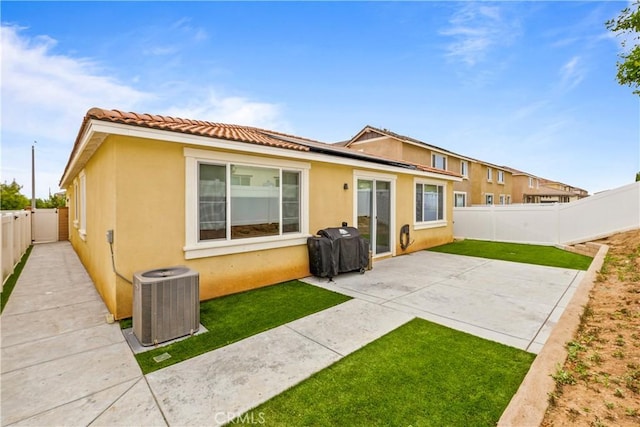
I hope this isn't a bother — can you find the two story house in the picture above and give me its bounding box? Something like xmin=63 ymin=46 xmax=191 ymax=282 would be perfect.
xmin=341 ymin=126 xmax=513 ymax=207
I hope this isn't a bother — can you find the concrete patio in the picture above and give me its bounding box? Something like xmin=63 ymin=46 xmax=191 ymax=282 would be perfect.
xmin=1 ymin=241 xmax=586 ymax=426
xmin=303 ymin=250 xmax=585 ymax=354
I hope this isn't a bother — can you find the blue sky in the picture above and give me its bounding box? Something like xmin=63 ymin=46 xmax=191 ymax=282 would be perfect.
xmin=1 ymin=1 xmax=638 ymax=199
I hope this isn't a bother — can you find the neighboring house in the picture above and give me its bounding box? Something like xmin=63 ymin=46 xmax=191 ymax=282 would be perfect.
xmin=341 ymin=126 xmax=512 ymax=207
xmin=539 ymin=179 xmax=589 ymax=202
xmin=469 ymin=160 xmax=512 ymax=206
xmin=506 ymin=168 xmax=589 ymax=203
xmin=59 ymin=109 xmax=461 ymax=319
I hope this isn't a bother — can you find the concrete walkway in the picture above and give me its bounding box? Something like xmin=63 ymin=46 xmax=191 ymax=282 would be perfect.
xmin=1 ymin=242 xmax=412 ymax=426
xmin=1 ymin=243 xmax=165 ymax=426
xmin=1 ymin=241 xmax=585 ymax=426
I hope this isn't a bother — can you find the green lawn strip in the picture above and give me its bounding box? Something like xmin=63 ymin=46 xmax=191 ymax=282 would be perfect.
xmin=1 ymin=245 xmax=33 ymax=313
xmin=234 ymin=318 xmax=535 ymax=426
xmin=429 ymin=239 xmax=592 ymax=270
xmin=134 ymin=280 xmax=351 ymax=374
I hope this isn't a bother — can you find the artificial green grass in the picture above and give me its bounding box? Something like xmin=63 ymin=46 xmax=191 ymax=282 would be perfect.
xmin=429 ymin=239 xmax=592 ymax=270
xmin=134 ymin=280 xmax=351 ymax=373
xmin=1 ymin=245 xmax=33 ymax=313
xmin=234 ymin=318 xmax=535 ymax=426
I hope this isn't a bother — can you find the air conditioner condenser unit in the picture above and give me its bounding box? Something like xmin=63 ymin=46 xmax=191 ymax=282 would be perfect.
xmin=133 ymin=266 xmax=200 ymax=346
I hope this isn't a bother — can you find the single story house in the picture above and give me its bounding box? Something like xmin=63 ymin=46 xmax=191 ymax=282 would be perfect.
xmin=59 ymin=108 xmax=461 ymax=319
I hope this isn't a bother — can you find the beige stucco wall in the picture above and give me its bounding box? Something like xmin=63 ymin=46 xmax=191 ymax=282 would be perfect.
xmin=401 ymin=143 xmax=431 ymax=166
xmin=350 ymin=137 xmax=402 ymax=160
xmin=398 ymin=176 xmax=455 ymax=251
xmin=348 ymin=137 xmax=526 ymax=206
xmin=67 ymin=138 xmax=118 ymax=314
xmin=308 ymin=162 xmax=355 ymax=232
xmin=66 ymin=134 xmax=455 ymax=319
xmin=511 ymin=175 xmax=530 ymax=203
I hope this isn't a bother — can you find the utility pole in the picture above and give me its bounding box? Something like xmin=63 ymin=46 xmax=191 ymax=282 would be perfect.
xmin=31 ymin=141 xmax=36 ymax=243
xmin=31 ymin=142 xmax=36 ymax=210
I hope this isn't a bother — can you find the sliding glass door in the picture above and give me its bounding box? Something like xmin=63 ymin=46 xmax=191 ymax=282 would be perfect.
xmin=357 ymin=178 xmax=392 ymax=256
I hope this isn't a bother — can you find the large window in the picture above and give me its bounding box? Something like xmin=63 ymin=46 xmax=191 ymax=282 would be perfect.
xmin=497 ymin=170 xmax=505 ymax=183
xmin=416 ymin=182 xmax=444 ymax=222
xmin=199 ymin=163 xmax=300 ymax=241
xmin=185 ymin=148 xmax=309 ymax=259
xmin=431 ymin=154 xmax=447 ymax=170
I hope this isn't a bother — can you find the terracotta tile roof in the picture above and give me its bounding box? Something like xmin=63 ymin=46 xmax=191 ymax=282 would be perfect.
xmin=60 ymin=108 xmax=461 ymax=187
xmin=85 ymin=108 xmax=312 ymax=151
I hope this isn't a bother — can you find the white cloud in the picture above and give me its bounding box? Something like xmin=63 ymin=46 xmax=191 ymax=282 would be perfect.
xmin=0 ymin=25 xmax=288 ymax=197
xmin=440 ymin=3 xmax=521 ymax=67
xmin=144 ymin=46 xmax=179 ymax=56
xmin=1 ymin=24 xmax=152 ymax=196
xmin=559 ymin=56 xmax=585 ymax=91
xmin=511 ymin=100 xmax=550 ymax=121
xmin=164 ymin=89 xmax=290 ymax=132
xmin=0 ymin=24 xmax=151 ymax=143
xmin=171 ymin=17 xmax=209 ymax=42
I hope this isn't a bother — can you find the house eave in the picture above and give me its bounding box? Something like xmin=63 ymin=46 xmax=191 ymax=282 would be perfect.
xmin=60 ymin=120 xmax=461 ymax=186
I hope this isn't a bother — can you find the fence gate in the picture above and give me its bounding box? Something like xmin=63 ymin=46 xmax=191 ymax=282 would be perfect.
xmin=32 ymin=209 xmax=59 ymax=243
xmin=58 ymin=207 xmax=69 ymax=241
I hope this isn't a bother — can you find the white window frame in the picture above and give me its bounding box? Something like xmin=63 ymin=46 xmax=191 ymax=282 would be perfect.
xmin=506 ymin=195 xmax=512 ymax=204
xmin=454 ymin=191 xmax=467 ymax=207
xmin=460 ymin=160 xmax=468 ymax=178
xmin=73 ymin=178 xmax=79 ymax=229
xmin=414 ymin=179 xmax=447 ymax=229
xmin=486 ymin=168 xmax=493 ymax=182
xmin=184 ymin=148 xmax=310 ymax=259
xmin=497 ymin=170 xmax=504 ymax=184
xmin=431 ymin=153 xmax=447 ymax=170
xmin=485 ymin=193 xmax=494 ymax=205
xmin=528 ymin=177 xmax=534 ymax=188
xmin=499 ymin=194 xmax=506 ymax=205
xmin=353 ymin=170 xmax=397 ymax=257
xmin=78 ymin=170 xmax=87 ymax=240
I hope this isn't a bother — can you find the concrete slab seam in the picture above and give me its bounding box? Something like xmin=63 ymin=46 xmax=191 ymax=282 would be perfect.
xmin=5 ymin=376 xmax=144 ymax=426
xmin=86 ymin=377 xmax=144 ymax=426
xmin=525 ymin=270 xmax=583 ymax=353
xmin=380 ymin=299 xmax=532 ymax=343
xmin=497 ymin=243 xmax=609 ymax=427
xmin=284 ymin=324 xmax=346 ymax=357
xmin=140 ymin=376 xmax=170 ymax=427
xmin=0 ymin=322 xmax=122 ymax=351
xmin=1 ymin=340 xmax=128 ymax=375
xmin=0 ymin=298 xmax=108 ymax=319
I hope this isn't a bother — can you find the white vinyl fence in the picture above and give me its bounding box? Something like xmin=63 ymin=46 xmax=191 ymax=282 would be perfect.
xmin=1 ymin=211 xmax=32 ymax=289
xmin=454 ymin=181 xmax=640 ymax=245
xmin=32 ymin=208 xmax=59 ymax=243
